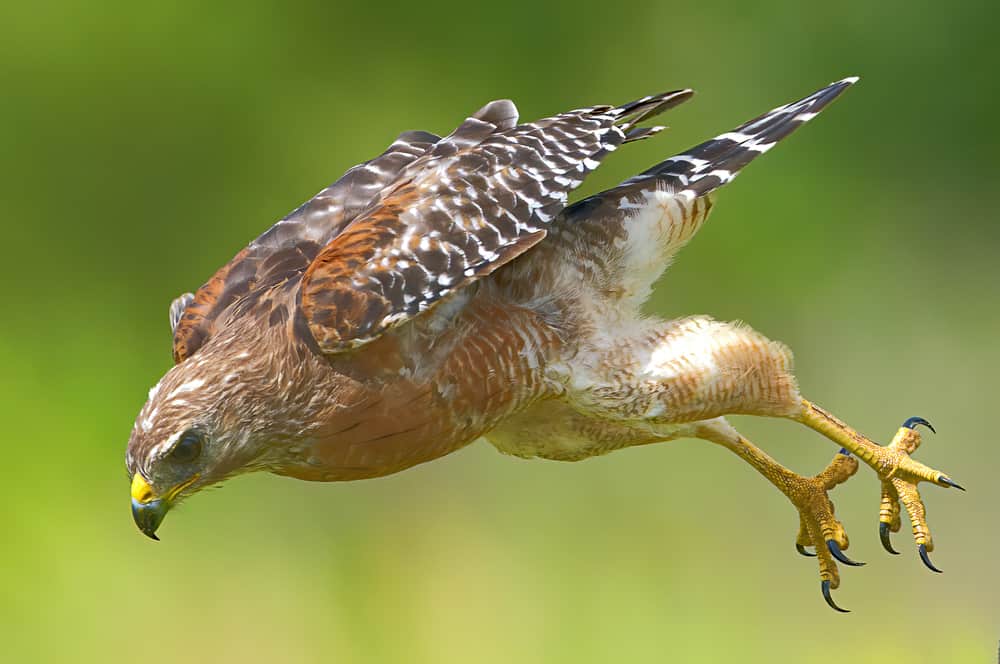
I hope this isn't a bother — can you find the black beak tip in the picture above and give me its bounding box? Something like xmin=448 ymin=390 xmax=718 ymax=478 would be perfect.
xmin=131 ymin=498 xmax=167 ymax=541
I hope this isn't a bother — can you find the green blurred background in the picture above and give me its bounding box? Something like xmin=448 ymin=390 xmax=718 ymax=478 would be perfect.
xmin=1 ymin=0 xmax=997 ymax=661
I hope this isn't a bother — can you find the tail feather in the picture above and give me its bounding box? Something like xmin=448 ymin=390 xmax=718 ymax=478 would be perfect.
xmin=634 ymin=77 xmax=858 ymax=197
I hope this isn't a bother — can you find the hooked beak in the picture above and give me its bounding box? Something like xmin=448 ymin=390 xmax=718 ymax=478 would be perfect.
xmin=130 ymin=473 xmax=198 ymax=540
xmin=131 ymin=474 xmax=168 ymax=540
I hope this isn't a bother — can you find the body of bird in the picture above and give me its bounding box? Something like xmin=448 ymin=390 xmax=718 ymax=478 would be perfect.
xmin=127 ymin=77 xmax=962 ymax=611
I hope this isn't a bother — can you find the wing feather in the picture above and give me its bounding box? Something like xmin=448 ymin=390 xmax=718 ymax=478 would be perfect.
xmin=302 ymin=90 xmax=693 ymax=353
xmin=171 ymin=130 xmax=440 ymax=362
xmin=536 ymin=78 xmax=858 ymax=302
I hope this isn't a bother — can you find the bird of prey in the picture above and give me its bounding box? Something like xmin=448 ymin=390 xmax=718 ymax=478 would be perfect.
xmin=127 ymin=77 xmax=962 ymax=611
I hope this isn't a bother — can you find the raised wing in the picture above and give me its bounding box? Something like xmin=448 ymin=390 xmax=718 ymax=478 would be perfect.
xmin=549 ymin=78 xmax=858 ymax=305
xmin=620 ymin=76 xmax=858 ymax=198
xmin=171 ymin=130 xmax=440 ymax=363
xmin=301 ymin=90 xmax=694 ymax=353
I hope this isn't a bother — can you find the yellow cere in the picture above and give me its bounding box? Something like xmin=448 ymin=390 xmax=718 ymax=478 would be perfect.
xmin=130 ymin=474 xmax=155 ymax=504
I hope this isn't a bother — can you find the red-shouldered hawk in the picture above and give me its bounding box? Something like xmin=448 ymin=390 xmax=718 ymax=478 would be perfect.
xmin=127 ymin=77 xmax=962 ymax=611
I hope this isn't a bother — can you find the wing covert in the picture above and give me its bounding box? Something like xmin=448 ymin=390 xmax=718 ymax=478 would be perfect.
xmin=302 ymin=90 xmax=693 ymax=353
xmin=171 ymin=130 xmax=440 ymax=363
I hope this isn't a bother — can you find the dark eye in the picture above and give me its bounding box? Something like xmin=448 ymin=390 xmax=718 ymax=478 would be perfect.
xmin=170 ymin=430 xmax=203 ymax=463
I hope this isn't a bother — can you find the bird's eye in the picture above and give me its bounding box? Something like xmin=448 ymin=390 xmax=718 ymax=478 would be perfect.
xmin=170 ymin=430 xmax=203 ymax=463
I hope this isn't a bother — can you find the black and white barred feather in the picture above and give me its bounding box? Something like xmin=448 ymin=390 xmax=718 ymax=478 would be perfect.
xmin=301 ymin=90 xmax=694 ymax=353
xmin=171 ymin=78 xmax=856 ymax=362
xmin=543 ymin=78 xmax=859 ymax=310
xmin=629 ymin=77 xmax=858 ymax=198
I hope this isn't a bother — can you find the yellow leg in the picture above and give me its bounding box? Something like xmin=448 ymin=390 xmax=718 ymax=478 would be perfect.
xmin=795 ymin=400 xmax=964 ymax=571
xmin=694 ymin=419 xmax=860 ymax=612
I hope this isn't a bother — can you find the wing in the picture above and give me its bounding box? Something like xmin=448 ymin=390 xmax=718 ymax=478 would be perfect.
xmin=171 ymin=130 xmax=440 ymax=363
xmin=620 ymin=76 xmax=858 ymax=198
xmin=549 ymin=77 xmax=858 ymax=302
xmin=301 ymin=90 xmax=694 ymax=353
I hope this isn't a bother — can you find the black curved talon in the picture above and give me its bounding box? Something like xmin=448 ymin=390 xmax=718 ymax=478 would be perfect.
xmin=827 ymin=540 xmax=866 ymax=566
xmin=796 ymin=543 xmax=817 ymax=557
xmin=918 ymin=543 xmax=943 ymax=573
xmin=902 ymin=416 xmax=936 ymax=434
xmin=879 ymin=522 xmax=900 ymax=555
xmin=938 ymin=476 xmax=966 ymax=491
xmin=821 ymin=580 xmax=850 ymax=613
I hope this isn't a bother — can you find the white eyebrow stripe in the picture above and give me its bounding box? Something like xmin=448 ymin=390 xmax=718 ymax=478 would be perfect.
xmin=167 ymin=378 xmax=205 ymax=399
xmin=150 ymin=429 xmax=185 ymax=458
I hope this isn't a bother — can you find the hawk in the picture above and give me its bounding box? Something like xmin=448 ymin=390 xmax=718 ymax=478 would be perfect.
xmin=127 ymin=77 xmax=961 ymax=611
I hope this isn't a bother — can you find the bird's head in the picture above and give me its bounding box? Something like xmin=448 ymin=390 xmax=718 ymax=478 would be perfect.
xmin=125 ymin=337 xmax=302 ymax=540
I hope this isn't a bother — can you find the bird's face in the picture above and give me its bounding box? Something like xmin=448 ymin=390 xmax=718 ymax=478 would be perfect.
xmin=126 ymin=352 xmax=270 ymax=540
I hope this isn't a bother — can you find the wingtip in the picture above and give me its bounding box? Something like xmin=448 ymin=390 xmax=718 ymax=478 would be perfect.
xmin=838 ymin=75 xmax=861 ymax=85
xmin=617 ymin=88 xmax=695 ymax=134
xmin=656 ymin=88 xmax=697 ymax=106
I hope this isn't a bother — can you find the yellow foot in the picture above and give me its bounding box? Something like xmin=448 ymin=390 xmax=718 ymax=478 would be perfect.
xmin=798 ymin=402 xmax=965 ymax=593
xmin=877 ymin=417 xmax=965 ymax=571
xmin=785 ymin=450 xmax=861 ymax=612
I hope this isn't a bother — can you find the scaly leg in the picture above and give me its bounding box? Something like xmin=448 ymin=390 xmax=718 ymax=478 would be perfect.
xmin=794 ymin=401 xmax=964 ymax=572
xmin=694 ymin=418 xmax=862 ymax=611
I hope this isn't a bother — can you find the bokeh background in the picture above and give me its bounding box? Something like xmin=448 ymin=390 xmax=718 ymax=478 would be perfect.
xmin=2 ymin=0 xmax=997 ymax=662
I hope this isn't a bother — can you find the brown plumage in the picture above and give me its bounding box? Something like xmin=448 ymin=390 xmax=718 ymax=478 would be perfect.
xmin=127 ymin=77 xmax=962 ymax=611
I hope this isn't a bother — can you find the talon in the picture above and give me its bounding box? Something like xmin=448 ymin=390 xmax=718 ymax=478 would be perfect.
xmin=878 ymin=522 xmax=900 ymax=555
xmin=826 ymin=540 xmax=865 ymax=566
xmin=821 ymin=580 xmax=849 ymax=613
xmin=796 ymin=543 xmax=816 ymax=557
xmin=938 ymin=476 xmax=965 ymax=491
xmin=918 ymin=543 xmax=943 ymax=573
xmin=902 ymin=416 xmax=935 ymax=434
xmin=837 ymin=447 xmax=851 ymax=456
